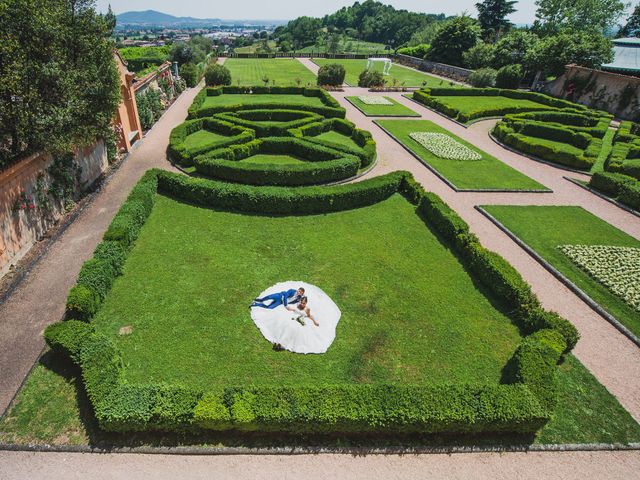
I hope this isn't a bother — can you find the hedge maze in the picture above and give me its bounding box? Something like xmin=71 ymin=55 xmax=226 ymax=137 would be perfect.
xmin=169 ymin=87 xmax=376 ymax=185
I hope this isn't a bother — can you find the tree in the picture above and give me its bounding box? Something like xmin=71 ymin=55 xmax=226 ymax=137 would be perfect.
xmin=618 ymin=3 xmax=640 ymax=37
xmin=492 ymin=30 xmax=540 ymax=68
xmin=205 ymin=64 xmax=231 ymax=86
xmin=317 ymin=63 xmax=346 ymax=86
xmin=179 ymin=63 xmax=198 ymax=88
xmin=495 ymin=64 xmax=523 ymax=88
xmin=533 ymin=0 xmax=627 ymax=35
xmin=428 ymin=16 xmax=481 ymax=67
xmin=476 ymin=0 xmax=518 ymax=40
xmin=524 ymin=30 xmax=613 ymax=76
xmin=462 ymin=42 xmax=496 ymax=68
xmin=0 ymin=0 xmax=120 ymax=165
xmin=171 ymin=42 xmax=193 ymax=65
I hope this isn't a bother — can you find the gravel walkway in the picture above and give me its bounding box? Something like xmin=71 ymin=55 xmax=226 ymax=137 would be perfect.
xmin=2 ymin=449 xmax=640 ymax=480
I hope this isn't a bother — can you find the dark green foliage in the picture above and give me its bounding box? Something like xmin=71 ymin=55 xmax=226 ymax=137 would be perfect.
xmin=358 ymin=70 xmax=385 ymax=88
xmin=317 ymin=63 xmax=346 ymax=86
xmin=214 ymin=110 xmax=322 ymax=137
xmin=396 ymin=44 xmax=430 ymax=58
xmin=521 ymin=308 xmax=580 ymax=353
xmin=205 ymin=64 xmax=232 ymax=86
xmin=99 ymin=384 xmax=202 ymax=432
xmin=157 ymin=170 xmax=405 ymax=215
xmin=80 ymin=334 xmax=123 ymax=409
xmin=428 ymin=15 xmax=481 ymax=66
xmin=44 ymin=320 xmax=95 ymax=363
xmin=136 ymin=89 xmax=163 ymax=131
xmin=77 ymin=258 xmax=117 ymax=301
xmin=65 ymin=285 xmax=99 ymax=321
xmin=179 ymin=63 xmax=199 ymax=88
xmin=495 ymin=64 xmax=523 ymax=89
xmin=468 ymin=68 xmax=497 ymax=87
xmin=590 ymin=171 xmax=637 ymax=197
xmin=476 ymin=0 xmax=517 ymax=40
xmin=618 ymin=181 xmax=640 ymax=210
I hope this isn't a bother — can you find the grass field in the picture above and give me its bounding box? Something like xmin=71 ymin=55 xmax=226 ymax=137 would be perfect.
xmin=483 ymin=206 xmax=640 ymax=337
xmin=182 ymin=130 xmax=228 ymax=152
xmin=224 ymin=58 xmax=317 ymax=86
xmin=375 ymin=119 xmax=548 ymax=191
xmin=314 ymin=131 xmax=362 ymax=150
xmin=200 ymin=93 xmax=326 ymax=110
xmin=434 ymin=96 xmax=553 ymax=119
xmin=346 ymin=96 xmax=420 ymax=117
xmin=90 ymin=194 xmax=522 ymax=388
xmin=311 ymin=59 xmax=450 ymax=87
xmin=239 ymin=154 xmax=305 ymax=165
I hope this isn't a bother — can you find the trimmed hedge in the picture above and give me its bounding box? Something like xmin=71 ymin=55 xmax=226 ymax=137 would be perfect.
xmin=492 ymin=123 xmax=595 ymax=171
xmin=214 ymin=110 xmax=322 ymax=137
xmin=157 ymin=170 xmax=404 ymax=214
xmin=590 ymin=171 xmax=637 ymax=197
xmin=188 ymin=86 xmax=345 ymax=119
xmin=168 ymin=118 xmax=255 ymax=166
xmin=48 ymin=169 xmax=578 ymax=435
xmin=193 ymin=137 xmax=361 ymax=186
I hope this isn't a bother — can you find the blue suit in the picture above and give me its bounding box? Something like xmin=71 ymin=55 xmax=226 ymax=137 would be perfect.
xmin=252 ymin=289 xmax=301 ymax=309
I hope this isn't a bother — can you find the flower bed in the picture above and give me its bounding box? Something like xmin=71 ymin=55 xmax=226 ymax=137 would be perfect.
xmin=358 ymin=96 xmax=394 ymax=105
xmin=558 ymin=245 xmax=640 ymax=312
xmin=409 ymin=132 xmax=481 ymax=161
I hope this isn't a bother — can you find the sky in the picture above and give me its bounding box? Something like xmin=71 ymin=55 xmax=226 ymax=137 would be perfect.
xmin=94 ymin=0 xmax=540 ymax=24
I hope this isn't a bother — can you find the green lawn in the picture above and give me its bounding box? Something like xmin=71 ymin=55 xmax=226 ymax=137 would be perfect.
xmin=200 ymin=93 xmax=326 ymax=110
xmin=435 ymin=95 xmax=554 ymax=120
xmin=239 ymin=154 xmax=305 ymax=165
xmin=182 ymin=130 xmax=228 ymax=152
xmin=314 ymin=131 xmax=363 ymax=151
xmin=298 ymin=38 xmax=388 ymax=55
xmin=311 ymin=59 xmax=450 ymax=87
xmin=483 ymin=206 xmax=640 ymax=337
xmin=592 ymin=128 xmax=615 ymax=173
xmin=91 ymin=194 xmax=522 ymax=389
xmin=346 ymin=96 xmax=420 ymax=117
xmin=224 ymin=58 xmax=316 ymax=86
xmin=375 ymin=119 xmax=549 ymax=191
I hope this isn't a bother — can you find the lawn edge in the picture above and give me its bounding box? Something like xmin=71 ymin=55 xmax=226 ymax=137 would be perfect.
xmin=373 ymin=120 xmax=552 ymax=193
xmin=344 ymin=96 xmax=421 ymax=118
xmin=475 ymin=205 xmax=640 ymax=348
xmin=1 ymin=441 xmax=639 ymax=455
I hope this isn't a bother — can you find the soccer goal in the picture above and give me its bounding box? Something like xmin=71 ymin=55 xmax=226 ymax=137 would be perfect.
xmin=366 ymin=57 xmax=393 ymax=75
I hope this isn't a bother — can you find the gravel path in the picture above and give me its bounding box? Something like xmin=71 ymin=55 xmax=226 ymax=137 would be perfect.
xmin=2 ymin=450 xmax=640 ymax=480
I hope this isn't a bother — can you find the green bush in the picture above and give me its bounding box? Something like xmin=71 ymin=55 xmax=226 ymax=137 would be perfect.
xmin=204 ymin=64 xmax=232 ymax=86
xmin=619 ymin=181 xmax=640 ymax=210
xmin=397 ymin=44 xmax=430 ymax=58
xmin=317 ymin=63 xmax=346 ymax=86
xmin=495 ymin=64 xmax=523 ymax=89
xmin=157 ymin=170 xmax=405 ymax=215
xmin=44 ymin=320 xmax=95 ymax=363
xmin=80 ymin=333 xmax=123 ymax=408
xmin=589 ymin=171 xmax=637 ymax=197
xmin=214 ymin=109 xmax=322 ymax=137
xmin=179 ymin=63 xmax=199 ymax=88
xmin=65 ymin=285 xmax=99 ymax=321
xmin=358 ymin=70 xmax=385 ymax=88
xmin=468 ymin=68 xmax=497 ymax=88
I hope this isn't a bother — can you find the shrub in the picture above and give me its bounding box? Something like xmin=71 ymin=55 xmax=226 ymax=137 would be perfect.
xmin=44 ymin=320 xmax=95 ymax=363
xmin=589 ymin=171 xmax=637 ymax=197
xmin=619 ymin=181 xmax=640 ymax=210
xmin=468 ymin=68 xmax=497 ymax=88
xmin=65 ymin=285 xmax=99 ymax=321
xmin=397 ymin=44 xmax=430 ymax=58
xmin=317 ymin=63 xmax=346 ymax=87
xmin=358 ymin=70 xmax=385 ymax=88
xmin=495 ymin=64 xmax=523 ymax=89
xmin=205 ymin=64 xmax=232 ymax=86
xmin=179 ymin=63 xmax=199 ymax=88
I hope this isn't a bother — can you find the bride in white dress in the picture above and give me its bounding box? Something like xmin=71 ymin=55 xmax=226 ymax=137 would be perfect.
xmin=287 ymin=296 xmax=319 ymax=327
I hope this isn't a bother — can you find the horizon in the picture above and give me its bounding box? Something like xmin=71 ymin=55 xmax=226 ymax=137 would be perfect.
xmin=96 ymin=0 xmax=540 ymax=24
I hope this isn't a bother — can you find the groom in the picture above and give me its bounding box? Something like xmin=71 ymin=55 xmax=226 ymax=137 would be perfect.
xmin=251 ymin=287 xmax=305 ymax=310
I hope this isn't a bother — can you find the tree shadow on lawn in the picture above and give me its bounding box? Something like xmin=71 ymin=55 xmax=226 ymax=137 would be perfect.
xmin=36 ymin=350 xmax=537 ymax=451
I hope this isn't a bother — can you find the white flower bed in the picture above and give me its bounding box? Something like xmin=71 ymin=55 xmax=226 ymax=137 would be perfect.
xmin=409 ymin=132 xmax=482 ymax=161
xmin=358 ymin=96 xmax=394 ymax=106
xmin=558 ymin=244 xmax=640 ymax=312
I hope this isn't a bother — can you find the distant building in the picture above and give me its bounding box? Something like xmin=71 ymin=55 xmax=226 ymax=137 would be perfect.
xmin=602 ymin=37 xmax=640 ymax=76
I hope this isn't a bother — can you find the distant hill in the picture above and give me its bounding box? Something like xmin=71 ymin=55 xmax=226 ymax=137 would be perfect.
xmin=115 ymin=10 xmax=287 ymax=27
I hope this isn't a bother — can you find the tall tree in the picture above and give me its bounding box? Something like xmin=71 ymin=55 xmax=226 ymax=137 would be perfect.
xmin=476 ymin=0 xmax=518 ymax=40
xmin=534 ymin=0 xmax=627 ymax=34
xmin=618 ymin=3 xmax=640 ymax=37
xmin=428 ymin=15 xmax=482 ymax=67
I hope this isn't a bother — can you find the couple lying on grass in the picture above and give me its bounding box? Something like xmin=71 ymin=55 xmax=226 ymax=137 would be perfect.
xmin=250 ymin=287 xmax=320 ymax=327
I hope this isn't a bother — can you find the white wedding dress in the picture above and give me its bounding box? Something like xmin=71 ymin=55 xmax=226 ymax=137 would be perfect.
xmin=250 ymin=281 xmax=341 ymax=354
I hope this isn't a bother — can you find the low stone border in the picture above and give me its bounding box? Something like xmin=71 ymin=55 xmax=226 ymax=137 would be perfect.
xmin=489 ymin=133 xmax=593 ymax=176
xmin=564 ymin=176 xmax=640 ymax=219
xmin=402 ymin=95 xmax=470 ymax=129
xmin=344 ymin=96 xmax=420 ymax=118
xmin=373 ymin=121 xmax=552 ymax=194
xmin=475 ymin=206 xmax=640 ymax=348
xmin=0 ymin=441 xmax=638 ymax=456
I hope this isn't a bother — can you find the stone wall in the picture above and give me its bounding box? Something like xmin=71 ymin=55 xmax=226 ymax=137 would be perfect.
xmin=393 ymin=54 xmax=473 ymax=81
xmin=0 ymin=141 xmax=108 ymax=277
xmin=547 ymin=65 xmax=640 ymax=120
